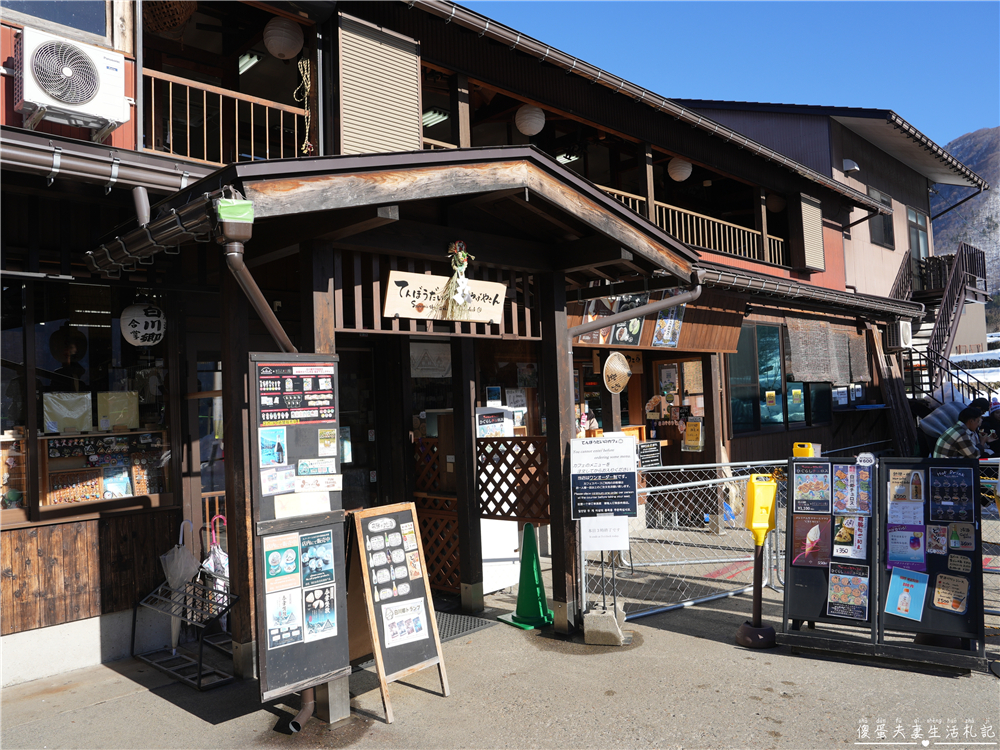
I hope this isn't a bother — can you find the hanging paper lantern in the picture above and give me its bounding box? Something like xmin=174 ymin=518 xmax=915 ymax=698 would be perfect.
xmin=667 ymin=157 xmax=693 ymax=182
xmin=120 ymin=304 xmax=166 ymax=347
xmin=514 ymin=104 xmax=546 ymax=136
xmin=766 ymin=193 xmax=787 ymax=213
xmin=263 ymin=17 xmax=304 ymax=60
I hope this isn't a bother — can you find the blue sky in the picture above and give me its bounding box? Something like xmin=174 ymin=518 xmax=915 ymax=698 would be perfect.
xmin=463 ymin=1 xmax=1000 ymax=147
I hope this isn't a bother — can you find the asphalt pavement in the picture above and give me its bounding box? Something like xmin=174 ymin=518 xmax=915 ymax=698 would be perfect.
xmin=3 ymin=580 xmax=998 ymax=750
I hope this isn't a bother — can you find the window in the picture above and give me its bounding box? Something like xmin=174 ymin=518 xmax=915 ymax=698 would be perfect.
xmin=868 ymin=188 xmax=894 ymax=249
xmin=907 ymin=207 xmax=929 ymax=261
xmin=0 ymin=1 xmax=110 ymax=43
xmin=727 ymin=324 xmax=832 ymax=435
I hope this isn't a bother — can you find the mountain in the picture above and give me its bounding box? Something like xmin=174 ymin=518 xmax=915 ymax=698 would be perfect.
xmin=930 ymin=126 xmax=1000 ymax=289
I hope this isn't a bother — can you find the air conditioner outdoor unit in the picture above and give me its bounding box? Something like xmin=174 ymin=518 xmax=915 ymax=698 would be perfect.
xmin=14 ymin=27 xmax=130 ymax=142
xmin=885 ymin=320 xmax=913 ymax=351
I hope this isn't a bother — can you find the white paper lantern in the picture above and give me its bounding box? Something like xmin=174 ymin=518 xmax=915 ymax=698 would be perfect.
xmin=667 ymin=157 xmax=693 ymax=182
xmin=766 ymin=193 xmax=787 ymax=213
xmin=120 ymin=304 xmax=166 ymax=347
xmin=263 ymin=17 xmax=304 ymax=60
xmin=514 ymin=104 xmax=546 ymax=136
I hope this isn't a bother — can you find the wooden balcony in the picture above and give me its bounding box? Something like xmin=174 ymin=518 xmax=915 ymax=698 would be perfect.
xmin=142 ymin=70 xmax=309 ymax=165
xmin=600 ymin=185 xmax=789 ymax=267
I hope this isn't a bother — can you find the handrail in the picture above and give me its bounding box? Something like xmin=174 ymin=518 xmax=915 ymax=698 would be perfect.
xmin=144 ymin=69 xmax=307 ymax=115
xmin=422 ymin=137 xmax=457 ymax=150
xmin=901 ymin=346 xmax=990 ymax=403
xmin=926 ymin=245 xmax=976 ymax=382
xmin=888 ymin=253 xmax=913 ymax=301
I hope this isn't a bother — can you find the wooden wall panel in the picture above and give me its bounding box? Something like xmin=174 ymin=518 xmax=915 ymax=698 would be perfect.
xmin=0 ymin=509 xmax=179 ymax=636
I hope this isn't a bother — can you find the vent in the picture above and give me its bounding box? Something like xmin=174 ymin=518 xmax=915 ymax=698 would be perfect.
xmin=800 ymin=193 xmax=825 ymax=272
xmin=32 ymin=40 xmax=100 ymax=104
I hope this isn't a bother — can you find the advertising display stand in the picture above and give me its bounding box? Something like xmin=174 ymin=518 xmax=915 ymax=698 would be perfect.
xmin=778 ymin=456 xmax=987 ymax=672
xmin=876 ymin=457 xmax=985 ymax=671
xmin=779 ymin=457 xmax=878 ymax=653
xmin=248 ymin=354 xmax=351 ymax=713
xmin=346 ymin=502 xmax=449 ymax=724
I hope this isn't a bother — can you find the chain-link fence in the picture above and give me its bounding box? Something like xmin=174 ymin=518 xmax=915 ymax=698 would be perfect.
xmin=975 ymin=462 xmax=1000 ymax=660
xmin=583 ymin=461 xmax=787 ymax=620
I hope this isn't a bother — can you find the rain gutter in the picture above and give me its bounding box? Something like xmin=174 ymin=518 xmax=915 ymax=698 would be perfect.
xmin=405 ymin=0 xmax=889 ymax=216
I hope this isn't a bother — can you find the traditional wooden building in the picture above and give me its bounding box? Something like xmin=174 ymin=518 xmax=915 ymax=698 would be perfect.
xmin=0 ymin=0 xmax=987 ymax=686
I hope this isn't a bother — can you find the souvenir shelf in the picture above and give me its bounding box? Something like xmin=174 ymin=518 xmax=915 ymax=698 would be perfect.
xmin=38 ymin=430 xmax=168 ymax=507
xmin=1 ymin=434 xmax=28 ymax=510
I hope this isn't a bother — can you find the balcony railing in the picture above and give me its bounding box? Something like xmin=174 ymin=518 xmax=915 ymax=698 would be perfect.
xmin=600 ymin=185 xmax=789 ymax=266
xmin=143 ymin=70 xmax=309 ymax=165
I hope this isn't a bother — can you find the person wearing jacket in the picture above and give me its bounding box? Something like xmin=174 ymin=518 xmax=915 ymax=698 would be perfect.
xmin=932 ymin=406 xmax=983 ymax=459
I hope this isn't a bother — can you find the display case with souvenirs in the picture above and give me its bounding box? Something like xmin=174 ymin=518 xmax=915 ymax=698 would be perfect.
xmin=39 ymin=430 xmax=168 ymax=506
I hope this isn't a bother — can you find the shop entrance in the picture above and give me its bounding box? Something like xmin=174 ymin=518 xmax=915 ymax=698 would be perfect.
xmin=336 ymin=346 xmax=379 ymax=510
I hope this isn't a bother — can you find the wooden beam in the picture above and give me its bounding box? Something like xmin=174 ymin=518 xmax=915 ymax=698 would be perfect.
xmin=328 ymin=219 xmax=554 ymax=272
xmin=299 ymin=239 xmax=336 ymax=353
xmin=317 ymin=205 xmax=399 ymax=243
xmin=556 ymin=235 xmax=634 ymax=273
xmin=644 ymin=143 xmax=657 ymax=222
xmin=243 ymin=160 xmax=693 ymax=279
xmin=508 ymin=192 xmax=585 ymax=240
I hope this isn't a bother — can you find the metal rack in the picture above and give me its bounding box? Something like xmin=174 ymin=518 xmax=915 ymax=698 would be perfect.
xmin=131 ymin=579 xmax=238 ymax=690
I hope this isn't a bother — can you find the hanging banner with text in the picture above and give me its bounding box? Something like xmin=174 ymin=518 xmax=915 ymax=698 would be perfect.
xmin=384 ymin=271 xmax=506 ymax=324
xmin=570 ymin=435 xmax=638 ymax=519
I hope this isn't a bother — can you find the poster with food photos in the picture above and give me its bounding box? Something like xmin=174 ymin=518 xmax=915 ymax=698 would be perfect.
xmin=832 ymin=515 xmax=868 ymax=560
xmin=303 ymin=584 xmax=338 ymax=642
xmin=792 ymin=463 xmax=832 ymax=513
xmin=791 ymin=515 xmax=831 ymax=567
xmin=929 ymin=467 xmax=975 ymax=523
xmin=263 ymin=532 xmax=301 ymax=593
xmin=827 ymin=563 xmax=869 ymax=620
xmin=926 ymin=525 xmax=949 ymax=555
xmin=299 ymin=530 xmax=334 ymax=588
xmin=831 ymin=464 xmax=857 ymax=514
xmin=931 ymin=574 xmax=970 ymax=615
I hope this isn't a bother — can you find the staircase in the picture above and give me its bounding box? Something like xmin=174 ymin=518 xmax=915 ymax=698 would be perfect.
xmin=895 ymin=243 xmax=989 ymax=401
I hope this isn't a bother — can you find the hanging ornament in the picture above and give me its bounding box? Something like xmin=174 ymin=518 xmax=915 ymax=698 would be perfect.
xmin=514 ymin=105 xmax=546 ymax=136
xmin=667 ymin=157 xmax=693 ymax=182
xmin=120 ymin=303 xmax=166 ymax=346
xmin=263 ymin=16 xmax=304 ymax=60
xmin=442 ymin=241 xmax=476 ymax=320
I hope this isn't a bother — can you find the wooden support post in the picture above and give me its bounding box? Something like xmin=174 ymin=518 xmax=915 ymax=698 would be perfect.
xmin=754 ymin=188 xmax=769 ymax=262
xmin=452 ymin=336 xmax=483 ymax=613
xmin=375 ymin=336 xmax=414 ymax=506
xmin=540 ymin=272 xmax=578 ymax=632
xmin=221 ymin=267 xmax=255 ymax=678
xmin=705 ymin=353 xmax=726 ymax=535
xmin=449 ymin=73 xmax=472 ymax=149
xmin=643 ymin=143 xmax=657 ymax=223
xmin=299 ymin=240 xmax=336 ymax=354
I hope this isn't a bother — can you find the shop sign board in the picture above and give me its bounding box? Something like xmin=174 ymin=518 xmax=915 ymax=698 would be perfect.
xmin=384 ymin=270 xmax=506 ymax=324
xmin=249 ymin=353 xmax=348 ymax=704
xmin=570 ymin=435 xmax=638 ymax=519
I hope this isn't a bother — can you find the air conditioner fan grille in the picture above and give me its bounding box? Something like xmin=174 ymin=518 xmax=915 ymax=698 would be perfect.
xmin=31 ymin=40 xmax=100 ymax=105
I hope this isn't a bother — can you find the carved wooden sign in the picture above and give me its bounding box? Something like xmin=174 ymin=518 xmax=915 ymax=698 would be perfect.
xmin=384 ymin=271 xmax=506 ymax=324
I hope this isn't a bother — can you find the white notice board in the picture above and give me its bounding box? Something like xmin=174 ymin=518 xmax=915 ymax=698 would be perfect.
xmin=570 ymin=435 xmax=638 ymax=519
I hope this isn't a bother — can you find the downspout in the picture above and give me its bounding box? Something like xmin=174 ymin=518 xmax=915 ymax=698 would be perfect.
xmin=217 ymin=196 xmax=298 ymax=354
xmin=288 ymin=687 xmax=315 ymax=732
xmin=567 ymin=271 xmax=704 ymax=339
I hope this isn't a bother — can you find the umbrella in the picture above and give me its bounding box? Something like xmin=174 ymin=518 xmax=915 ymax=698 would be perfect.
xmin=201 ymin=515 xmax=230 ymax=631
xmin=159 ymin=519 xmax=200 ymax=653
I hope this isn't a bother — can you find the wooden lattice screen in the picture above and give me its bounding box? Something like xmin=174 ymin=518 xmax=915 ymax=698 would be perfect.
xmin=414 ymin=437 xmax=442 ymax=493
xmin=477 ymin=438 xmax=550 ymax=524
xmin=413 ymin=494 xmax=461 ymax=592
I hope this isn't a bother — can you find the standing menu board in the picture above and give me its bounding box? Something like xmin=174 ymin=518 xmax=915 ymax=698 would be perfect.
xmin=249 ymin=353 xmax=349 ymax=703
xmin=347 ymin=503 xmax=449 ymax=723
xmin=878 ymin=458 xmax=984 ymax=662
xmin=782 ymin=457 xmax=877 ymax=641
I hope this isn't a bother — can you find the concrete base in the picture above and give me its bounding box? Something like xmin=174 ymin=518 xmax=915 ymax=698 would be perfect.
xmin=735 ymin=620 xmax=777 ymax=649
xmin=316 ymin=675 xmax=351 ymax=724
xmin=1 ymin=609 xmax=171 ymax=688
xmin=461 ymin=581 xmax=485 ymax=614
xmin=232 ymin=639 xmax=257 ymax=679
xmin=583 ymin=606 xmax=625 ymax=646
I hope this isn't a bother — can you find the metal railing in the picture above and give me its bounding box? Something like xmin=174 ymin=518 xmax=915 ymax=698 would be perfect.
xmin=142 ymin=70 xmax=308 ymax=165
xmin=584 ymin=460 xmax=787 ymax=619
xmin=901 ymin=346 xmax=991 ymax=403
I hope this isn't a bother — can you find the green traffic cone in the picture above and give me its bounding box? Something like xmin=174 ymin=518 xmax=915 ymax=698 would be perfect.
xmin=499 ymin=523 xmax=554 ymax=630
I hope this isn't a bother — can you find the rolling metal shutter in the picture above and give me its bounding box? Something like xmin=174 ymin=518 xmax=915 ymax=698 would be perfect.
xmin=800 ymin=193 xmax=825 ymax=272
xmin=339 ymin=14 xmax=421 ymax=155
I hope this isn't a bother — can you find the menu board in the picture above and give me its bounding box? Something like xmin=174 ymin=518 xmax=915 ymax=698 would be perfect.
xmin=249 ymin=353 xmax=348 ymax=704
xmin=349 ymin=503 xmax=449 ymax=723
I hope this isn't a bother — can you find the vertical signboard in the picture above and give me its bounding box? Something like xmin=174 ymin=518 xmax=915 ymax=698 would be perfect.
xmin=570 ymin=435 xmax=638 ymax=518
xmin=249 ymin=353 xmax=349 ymax=703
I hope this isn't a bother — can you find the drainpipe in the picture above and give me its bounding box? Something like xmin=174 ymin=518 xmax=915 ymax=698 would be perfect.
xmin=288 ymin=687 xmax=315 ymax=732
xmin=567 ymin=270 xmax=704 ymax=339
xmin=218 ymin=210 xmax=298 ymax=353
